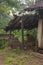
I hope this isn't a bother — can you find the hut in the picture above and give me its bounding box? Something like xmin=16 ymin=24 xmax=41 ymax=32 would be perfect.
xmin=24 ymin=0 xmax=43 ymax=49
xmin=5 ymin=0 xmax=43 ymax=49
xmin=4 ymin=13 xmax=38 ymax=49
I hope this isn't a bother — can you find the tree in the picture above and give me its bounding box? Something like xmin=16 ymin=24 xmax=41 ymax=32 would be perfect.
xmin=0 ymin=0 xmax=21 ymax=29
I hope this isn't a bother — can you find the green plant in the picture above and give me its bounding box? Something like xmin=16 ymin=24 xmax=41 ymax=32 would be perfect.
xmin=0 ymin=40 xmax=5 ymax=49
xmin=5 ymin=57 xmax=13 ymax=63
xmin=0 ymin=40 xmax=9 ymax=49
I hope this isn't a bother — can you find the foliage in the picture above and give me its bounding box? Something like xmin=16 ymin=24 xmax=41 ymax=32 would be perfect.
xmin=0 ymin=40 xmax=5 ymax=49
xmin=0 ymin=0 xmax=21 ymax=29
xmin=0 ymin=15 xmax=10 ymax=29
xmin=5 ymin=57 xmax=13 ymax=63
xmin=13 ymin=28 xmax=37 ymax=42
xmin=0 ymin=39 xmax=9 ymax=49
xmin=27 ymin=28 xmax=37 ymax=39
xmin=0 ymin=29 xmax=6 ymax=34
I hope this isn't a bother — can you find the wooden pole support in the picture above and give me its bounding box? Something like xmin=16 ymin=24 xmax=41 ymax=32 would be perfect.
xmin=37 ymin=19 xmax=43 ymax=49
xmin=20 ymin=20 xmax=24 ymax=49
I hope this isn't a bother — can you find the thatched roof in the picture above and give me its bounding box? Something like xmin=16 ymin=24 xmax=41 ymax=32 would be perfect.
xmin=4 ymin=14 xmax=38 ymax=32
xmin=24 ymin=0 xmax=43 ymax=11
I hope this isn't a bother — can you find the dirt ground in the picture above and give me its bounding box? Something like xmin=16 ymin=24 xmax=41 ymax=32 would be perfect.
xmin=0 ymin=48 xmax=43 ymax=65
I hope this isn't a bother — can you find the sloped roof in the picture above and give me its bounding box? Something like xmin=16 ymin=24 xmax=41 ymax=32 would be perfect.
xmin=4 ymin=14 xmax=38 ymax=32
xmin=24 ymin=0 xmax=43 ymax=11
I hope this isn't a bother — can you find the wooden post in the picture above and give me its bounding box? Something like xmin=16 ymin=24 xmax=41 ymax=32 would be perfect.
xmin=9 ymin=30 xmax=11 ymax=39
xmin=37 ymin=18 xmax=43 ymax=49
xmin=20 ymin=20 xmax=24 ymax=49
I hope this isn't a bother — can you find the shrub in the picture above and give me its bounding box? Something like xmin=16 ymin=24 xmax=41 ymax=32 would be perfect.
xmin=0 ymin=40 xmax=9 ymax=49
xmin=5 ymin=57 xmax=13 ymax=63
